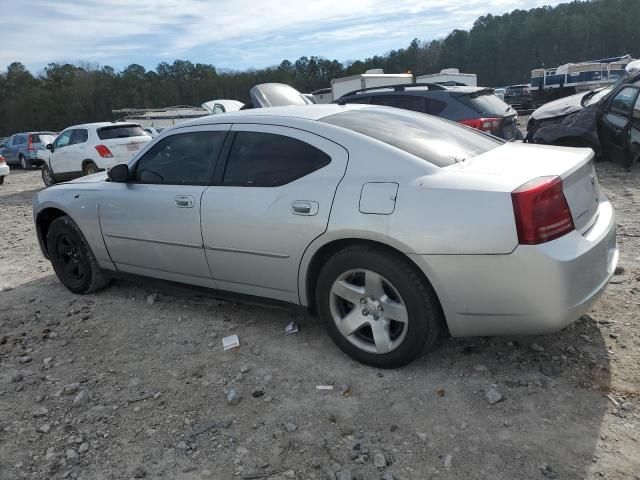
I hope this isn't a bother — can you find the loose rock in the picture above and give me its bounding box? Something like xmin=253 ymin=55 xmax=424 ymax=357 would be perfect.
xmin=38 ymin=423 xmax=51 ymax=434
xmin=373 ymin=452 xmax=387 ymax=468
xmin=485 ymin=385 xmax=503 ymax=405
xmin=32 ymin=406 xmax=48 ymax=417
xmin=72 ymin=390 xmax=90 ymax=407
xmin=530 ymin=343 xmax=545 ymax=353
xmin=146 ymin=294 xmax=158 ymax=305
xmin=444 ymin=454 xmax=453 ymax=469
xmin=621 ymin=402 xmax=634 ymax=411
xmin=63 ymin=383 xmax=80 ymax=395
xmin=132 ymin=466 xmax=147 ymax=478
xmin=78 ymin=443 xmax=90 ymax=454
xmin=335 ymin=469 xmax=352 ymax=480
xmin=285 ymin=422 xmax=298 ymax=432
xmin=223 ymin=387 xmax=241 ymax=405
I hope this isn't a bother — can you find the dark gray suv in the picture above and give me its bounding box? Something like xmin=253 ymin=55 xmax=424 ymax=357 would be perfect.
xmin=336 ymin=83 xmax=520 ymax=140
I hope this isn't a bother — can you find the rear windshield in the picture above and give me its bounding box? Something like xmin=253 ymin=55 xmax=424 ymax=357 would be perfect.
xmin=29 ymin=132 xmax=56 ymax=143
xmin=97 ymin=125 xmax=147 ymax=140
xmin=320 ymin=107 xmax=502 ymax=167
xmin=457 ymin=91 xmax=512 ymax=115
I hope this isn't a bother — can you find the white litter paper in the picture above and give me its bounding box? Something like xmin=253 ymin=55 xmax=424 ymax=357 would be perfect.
xmin=222 ymin=334 xmax=240 ymax=351
xmin=316 ymin=385 xmax=334 ymax=391
xmin=285 ymin=321 xmax=299 ymax=334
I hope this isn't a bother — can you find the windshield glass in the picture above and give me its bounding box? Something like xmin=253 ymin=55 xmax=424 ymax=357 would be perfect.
xmin=583 ymin=73 xmax=632 ymax=107
xmin=320 ymin=107 xmax=502 ymax=167
xmin=97 ymin=125 xmax=147 ymax=140
xmin=457 ymin=91 xmax=513 ymax=115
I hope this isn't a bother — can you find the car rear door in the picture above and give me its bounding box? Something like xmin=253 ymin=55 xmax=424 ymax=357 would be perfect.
xmin=98 ymin=125 xmax=229 ymax=287
xmin=599 ymin=85 xmax=640 ymax=166
xmin=200 ymin=124 xmax=348 ymax=303
xmin=1 ymin=136 xmax=16 ymax=164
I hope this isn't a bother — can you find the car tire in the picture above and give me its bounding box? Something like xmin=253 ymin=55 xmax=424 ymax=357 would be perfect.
xmin=315 ymin=245 xmax=442 ymax=368
xmin=42 ymin=165 xmax=55 ymax=187
xmin=83 ymin=161 xmax=99 ymax=176
xmin=46 ymin=215 xmax=111 ymax=294
xmin=20 ymin=155 xmax=31 ymax=169
xmin=0 ymin=176 xmax=4 ymax=185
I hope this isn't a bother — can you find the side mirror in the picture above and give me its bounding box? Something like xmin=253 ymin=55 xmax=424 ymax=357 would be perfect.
xmin=107 ymin=164 xmax=130 ymax=183
xmin=46 ymin=143 xmax=53 ymax=150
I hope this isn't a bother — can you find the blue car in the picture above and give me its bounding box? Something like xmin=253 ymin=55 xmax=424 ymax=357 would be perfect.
xmin=0 ymin=131 xmax=56 ymax=169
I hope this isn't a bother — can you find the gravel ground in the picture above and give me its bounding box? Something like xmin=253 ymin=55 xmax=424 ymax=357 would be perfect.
xmin=0 ymin=165 xmax=639 ymax=480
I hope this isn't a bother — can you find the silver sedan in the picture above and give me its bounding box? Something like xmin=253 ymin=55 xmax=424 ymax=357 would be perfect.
xmin=33 ymin=104 xmax=618 ymax=367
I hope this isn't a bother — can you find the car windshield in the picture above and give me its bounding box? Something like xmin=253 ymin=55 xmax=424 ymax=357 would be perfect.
xmin=320 ymin=107 xmax=502 ymax=167
xmin=457 ymin=91 xmax=513 ymax=115
xmin=507 ymin=86 xmax=529 ymax=94
xmin=97 ymin=125 xmax=147 ymax=140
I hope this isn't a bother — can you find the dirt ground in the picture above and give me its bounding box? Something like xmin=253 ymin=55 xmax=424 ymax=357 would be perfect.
xmin=0 ymin=162 xmax=639 ymax=480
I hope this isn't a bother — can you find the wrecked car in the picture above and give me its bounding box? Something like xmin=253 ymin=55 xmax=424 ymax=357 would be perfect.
xmin=526 ymin=61 xmax=640 ymax=169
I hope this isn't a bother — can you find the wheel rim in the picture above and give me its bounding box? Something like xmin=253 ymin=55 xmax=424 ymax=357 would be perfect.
xmin=43 ymin=167 xmax=52 ymax=186
xmin=86 ymin=165 xmax=97 ymax=175
xmin=329 ymin=269 xmax=409 ymax=355
xmin=54 ymin=233 xmax=86 ymax=287
xmin=21 ymin=157 xmax=27 ymax=169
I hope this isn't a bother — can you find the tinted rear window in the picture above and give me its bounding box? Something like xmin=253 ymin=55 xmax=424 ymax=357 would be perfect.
xmin=97 ymin=125 xmax=147 ymax=140
xmin=457 ymin=91 xmax=512 ymax=115
xmin=320 ymin=107 xmax=502 ymax=167
xmin=506 ymin=86 xmax=529 ymax=94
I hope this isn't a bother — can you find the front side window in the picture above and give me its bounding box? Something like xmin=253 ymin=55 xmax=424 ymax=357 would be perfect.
xmin=223 ymin=132 xmax=331 ymax=186
xmin=134 ymin=131 xmax=226 ymax=185
xmin=321 ymin=108 xmax=502 ymax=167
xmin=54 ymin=130 xmax=73 ymax=149
xmin=608 ymin=87 xmax=639 ymax=117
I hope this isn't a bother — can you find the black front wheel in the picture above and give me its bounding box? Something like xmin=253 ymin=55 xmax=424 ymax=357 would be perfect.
xmin=20 ymin=155 xmax=31 ymax=169
xmin=47 ymin=216 xmax=111 ymax=294
xmin=42 ymin=165 xmax=55 ymax=187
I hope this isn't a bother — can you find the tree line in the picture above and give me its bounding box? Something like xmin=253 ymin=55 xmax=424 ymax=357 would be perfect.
xmin=1 ymin=0 xmax=639 ymax=136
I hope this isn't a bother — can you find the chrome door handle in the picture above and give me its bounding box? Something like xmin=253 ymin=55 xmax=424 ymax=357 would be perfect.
xmin=291 ymin=201 xmax=318 ymax=216
xmin=175 ymin=195 xmax=195 ymax=208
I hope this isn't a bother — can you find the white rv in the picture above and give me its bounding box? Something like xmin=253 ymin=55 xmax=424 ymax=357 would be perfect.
xmin=331 ymin=69 xmax=413 ymax=101
xmin=417 ymin=68 xmax=477 ymax=87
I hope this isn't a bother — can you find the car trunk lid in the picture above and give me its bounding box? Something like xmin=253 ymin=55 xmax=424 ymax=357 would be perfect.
xmin=447 ymin=142 xmax=600 ymax=234
xmin=100 ymin=136 xmax=149 ymax=162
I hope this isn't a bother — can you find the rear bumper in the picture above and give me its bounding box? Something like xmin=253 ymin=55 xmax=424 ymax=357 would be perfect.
xmin=0 ymin=164 xmax=9 ymax=177
xmin=409 ymin=198 xmax=617 ymax=337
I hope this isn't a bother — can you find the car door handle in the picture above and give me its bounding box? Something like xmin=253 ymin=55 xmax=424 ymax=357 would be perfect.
xmin=175 ymin=195 xmax=195 ymax=208
xmin=291 ymin=201 xmax=318 ymax=216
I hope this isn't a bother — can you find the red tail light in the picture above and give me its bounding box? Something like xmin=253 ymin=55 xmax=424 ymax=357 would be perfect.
xmin=27 ymin=135 xmax=35 ymax=152
xmin=459 ymin=117 xmax=502 ymax=132
xmin=95 ymin=144 xmax=113 ymax=158
xmin=511 ymin=176 xmax=575 ymax=245
xmin=0 ymin=154 xmax=5 ymax=164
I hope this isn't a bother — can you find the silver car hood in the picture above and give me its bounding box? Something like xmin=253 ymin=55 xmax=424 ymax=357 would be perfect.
xmin=69 ymin=172 xmax=108 ymax=183
xmin=531 ymin=91 xmax=588 ymax=121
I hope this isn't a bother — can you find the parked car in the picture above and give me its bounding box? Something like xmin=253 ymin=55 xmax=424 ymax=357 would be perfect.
xmin=494 ymin=87 xmax=506 ymax=101
xmin=33 ymin=104 xmax=617 ymax=368
xmin=503 ymin=84 xmax=533 ymax=110
xmin=0 ymin=131 xmax=57 ymax=169
xmin=336 ymin=83 xmax=521 ymax=140
xmin=527 ymin=68 xmax=640 ymax=169
xmin=0 ymin=154 xmax=9 ymax=184
xmin=40 ymin=122 xmax=151 ymax=187
xmin=201 ymin=99 xmax=244 ymax=114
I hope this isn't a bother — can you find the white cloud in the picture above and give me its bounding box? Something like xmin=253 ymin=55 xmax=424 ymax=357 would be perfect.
xmin=0 ymin=0 xmax=565 ymax=71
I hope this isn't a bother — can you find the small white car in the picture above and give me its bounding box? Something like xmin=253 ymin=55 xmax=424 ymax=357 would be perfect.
xmin=40 ymin=122 xmax=151 ymax=187
xmin=0 ymin=154 xmax=9 ymax=185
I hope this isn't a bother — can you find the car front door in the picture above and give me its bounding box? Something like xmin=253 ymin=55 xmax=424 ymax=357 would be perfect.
xmin=68 ymin=129 xmax=89 ymax=174
xmin=1 ymin=136 xmax=16 ymax=164
xmin=599 ymin=86 xmax=640 ymax=167
xmin=49 ymin=130 xmax=74 ymax=178
xmin=99 ymin=125 xmax=229 ymax=287
xmin=200 ymin=124 xmax=348 ymax=303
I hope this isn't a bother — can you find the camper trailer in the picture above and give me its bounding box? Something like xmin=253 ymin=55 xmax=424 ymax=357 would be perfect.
xmin=416 ymin=68 xmax=477 ymax=87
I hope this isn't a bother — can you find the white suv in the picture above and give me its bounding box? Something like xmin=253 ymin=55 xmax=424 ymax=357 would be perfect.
xmin=41 ymin=122 xmax=151 ymax=187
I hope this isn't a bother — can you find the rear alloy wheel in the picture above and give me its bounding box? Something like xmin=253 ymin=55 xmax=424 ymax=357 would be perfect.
xmin=42 ymin=165 xmax=55 ymax=187
xmin=83 ymin=161 xmax=99 ymax=176
xmin=316 ymin=246 xmax=441 ymax=368
xmin=20 ymin=155 xmax=31 ymax=169
xmin=47 ymin=215 xmax=111 ymax=294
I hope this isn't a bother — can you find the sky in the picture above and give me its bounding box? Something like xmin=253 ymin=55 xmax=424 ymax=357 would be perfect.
xmin=1 ymin=0 xmax=566 ymax=74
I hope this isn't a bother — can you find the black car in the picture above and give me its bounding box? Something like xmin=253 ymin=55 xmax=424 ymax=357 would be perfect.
xmin=503 ymin=84 xmax=533 ymax=110
xmin=336 ymin=83 xmax=520 ymax=140
xmin=526 ymin=69 xmax=640 ymax=169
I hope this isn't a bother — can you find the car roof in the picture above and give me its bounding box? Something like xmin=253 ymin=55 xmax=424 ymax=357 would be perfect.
xmin=61 ymin=121 xmax=141 ymax=130
xmin=345 ymin=85 xmax=485 ymax=96
xmin=177 ymin=104 xmax=370 ymax=127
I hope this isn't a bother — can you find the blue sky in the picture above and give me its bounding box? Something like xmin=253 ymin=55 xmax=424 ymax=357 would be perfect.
xmin=1 ymin=0 xmax=565 ymax=74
